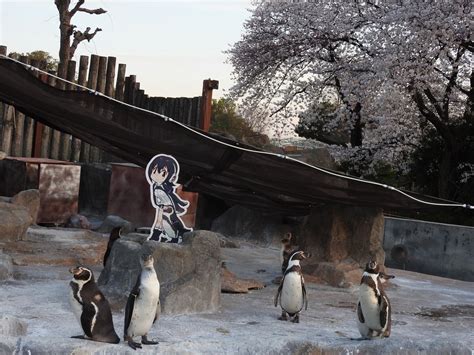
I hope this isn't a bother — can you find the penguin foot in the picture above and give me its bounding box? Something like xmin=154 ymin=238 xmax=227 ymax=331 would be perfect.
xmin=142 ymin=336 xmax=159 ymax=345
xmin=291 ymin=315 xmax=300 ymax=323
xmin=278 ymin=315 xmax=288 ymax=321
xmin=70 ymin=335 xmax=86 ymax=340
xmin=128 ymin=340 xmax=143 ymax=350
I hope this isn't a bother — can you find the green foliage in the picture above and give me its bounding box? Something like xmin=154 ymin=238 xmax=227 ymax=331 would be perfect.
xmin=9 ymin=50 xmax=58 ymax=71
xmin=210 ymin=98 xmax=262 ymax=143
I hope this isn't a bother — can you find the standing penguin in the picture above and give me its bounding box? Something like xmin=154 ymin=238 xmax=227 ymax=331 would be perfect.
xmin=124 ymin=254 xmax=160 ymax=350
xmin=356 ymin=260 xmax=393 ymax=339
xmin=68 ymin=266 xmax=120 ymax=344
xmin=274 ymin=250 xmax=310 ymax=323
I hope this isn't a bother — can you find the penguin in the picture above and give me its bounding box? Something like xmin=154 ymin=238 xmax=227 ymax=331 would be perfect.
xmin=274 ymin=250 xmax=310 ymax=323
xmin=103 ymin=226 xmax=122 ymax=267
xmin=124 ymin=254 xmax=160 ymax=350
xmin=68 ymin=266 xmax=120 ymax=344
xmin=280 ymin=232 xmax=295 ymax=274
xmin=356 ymin=260 xmax=393 ymax=339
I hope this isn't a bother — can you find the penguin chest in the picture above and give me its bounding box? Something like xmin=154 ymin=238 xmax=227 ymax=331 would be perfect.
xmin=128 ymin=282 xmax=160 ymax=336
xmin=359 ymin=284 xmax=382 ymax=330
xmin=280 ymin=273 xmax=304 ymax=314
xmin=69 ymin=287 xmax=83 ymax=323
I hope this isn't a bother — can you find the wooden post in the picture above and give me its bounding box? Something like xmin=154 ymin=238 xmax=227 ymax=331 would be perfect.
xmin=105 ymin=57 xmax=116 ymax=98
xmin=115 ymin=64 xmax=126 ymax=101
xmin=23 ymin=58 xmax=37 ymax=157
xmin=60 ymin=60 xmax=76 ymax=161
xmin=38 ymin=73 xmax=56 ymax=158
xmin=90 ymin=56 xmax=107 ymax=162
xmin=12 ymin=56 xmax=29 ymax=156
xmin=70 ymin=55 xmax=88 ymax=162
xmin=200 ymin=79 xmax=219 ymax=132
xmin=81 ymin=55 xmax=99 ymax=163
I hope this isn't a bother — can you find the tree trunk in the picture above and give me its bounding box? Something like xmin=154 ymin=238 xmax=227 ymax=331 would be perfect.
xmin=350 ymin=102 xmax=363 ymax=147
xmin=56 ymin=0 xmax=71 ymax=79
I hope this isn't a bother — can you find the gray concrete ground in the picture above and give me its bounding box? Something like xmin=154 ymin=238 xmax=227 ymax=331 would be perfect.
xmin=1 ymin=244 xmax=473 ymax=354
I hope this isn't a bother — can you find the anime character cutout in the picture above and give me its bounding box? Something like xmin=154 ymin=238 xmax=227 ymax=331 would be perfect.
xmin=145 ymin=154 xmax=192 ymax=243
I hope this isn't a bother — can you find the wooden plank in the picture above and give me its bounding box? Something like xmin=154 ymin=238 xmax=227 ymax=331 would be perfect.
xmin=1 ymin=104 xmax=14 ymax=155
xmin=115 ymin=63 xmax=126 ymax=101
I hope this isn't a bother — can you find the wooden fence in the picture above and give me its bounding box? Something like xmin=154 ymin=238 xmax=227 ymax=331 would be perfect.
xmin=0 ymin=45 xmax=210 ymax=163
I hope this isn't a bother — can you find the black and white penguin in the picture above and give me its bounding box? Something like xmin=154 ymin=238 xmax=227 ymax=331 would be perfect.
xmin=274 ymin=250 xmax=310 ymax=323
xmin=356 ymin=260 xmax=393 ymax=339
xmin=68 ymin=266 xmax=120 ymax=344
xmin=124 ymin=254 xmax=160 ymax=350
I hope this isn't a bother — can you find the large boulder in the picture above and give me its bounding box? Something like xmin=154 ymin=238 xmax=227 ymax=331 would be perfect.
xmin=0 ymin=151 xmax=6 ymax=160
xmin=298 ymin=205 xmax=385 ymax=288
xmin=0 ymin=202 xmax=32 ymax=241
xmin=97 ymin=215 xmax=133 ymax=234
xmin=211 ymin=206 xmax=293 ymax=246
xmin=11 ymin=189 xmax=40 ymax=224
xmin=98 ymin=230 xmax=221 ymax=315
xmin=0 ymin=251 xmax=13 ymax=281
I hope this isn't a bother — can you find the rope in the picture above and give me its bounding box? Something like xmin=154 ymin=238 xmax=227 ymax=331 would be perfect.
xmin=1 ymin=54 xmax=472 ymax=210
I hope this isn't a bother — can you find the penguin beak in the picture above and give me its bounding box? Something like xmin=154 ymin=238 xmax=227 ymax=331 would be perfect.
xmin=69 ymin=267 xmax=81 ymax=275
xmin=301 ymin=252 xmax=311 ymax=259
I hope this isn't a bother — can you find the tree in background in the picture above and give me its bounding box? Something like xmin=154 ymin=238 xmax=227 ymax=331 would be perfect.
xmin=228 ymin=0 xmax=473 ymax=200
xmin=9 ymin=50 xmax=59 ymax=71
xmin=210 ymin=98 xmax=269 ymax=148
xmin=54 ymin=0 xmax=106 ymax=77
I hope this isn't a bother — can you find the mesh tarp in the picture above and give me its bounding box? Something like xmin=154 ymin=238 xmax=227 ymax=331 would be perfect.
xmin=0 ymin=58 xmax=460 ymax=215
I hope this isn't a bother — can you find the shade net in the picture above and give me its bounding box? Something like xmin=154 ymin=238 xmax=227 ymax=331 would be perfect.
xmin=0 ymin=58 xmax=462 ymax=215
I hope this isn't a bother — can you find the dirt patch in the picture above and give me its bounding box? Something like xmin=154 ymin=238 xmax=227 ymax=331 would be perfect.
xmin=415 ymin=304 xmax=474 ymax=321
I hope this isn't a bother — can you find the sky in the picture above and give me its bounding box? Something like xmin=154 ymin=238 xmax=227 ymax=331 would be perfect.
xmin=0 ymin=0 xmax=253 ymax=98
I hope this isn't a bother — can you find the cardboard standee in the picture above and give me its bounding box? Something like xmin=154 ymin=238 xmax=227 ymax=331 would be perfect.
xmin=145 ymin=154 xmax=192 ymax=243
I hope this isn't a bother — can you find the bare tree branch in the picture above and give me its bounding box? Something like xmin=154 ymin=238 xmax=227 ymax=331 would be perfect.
xmin=77 ymin=7 xmax=107 ymax=15
xmin=70 ymin=0 xmax=85 ymax=16
xmin=70 ymin=27 xmax=102 ymax=59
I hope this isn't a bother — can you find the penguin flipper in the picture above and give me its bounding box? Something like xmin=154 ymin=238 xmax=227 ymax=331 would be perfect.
xmin=124 ymin=275 xmax=141 ymax=337
xmin=80 ymin=303 xmax=96 ymax=338
xmin=301 ymin=278 xmax=308 ymax=310
xmin=153 ymin=299 xmax=161 ymax=324
xmin=274 ymin=277 xmax=284 ymax=307
xmin=380 ymin=295 xmax=390 ymax=329
xmin=357 ymin=302 xmax=365 ymax=323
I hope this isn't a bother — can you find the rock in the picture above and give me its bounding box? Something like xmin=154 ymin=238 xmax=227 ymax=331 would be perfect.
xmin=11 ymin=189 xmax=40 ymax=224
xmin=0 ymin=196 xmax=11 ymax=203
xmin=298 ymin=205 xmax=385 ymax=287
xmin=221 ymin=264 xmax=265 ymax=293
xmin=0 ymin=227 xmax=108 ymax=266
xmin=66 ymin=214 xmax=92 ymax=230
xmin=0 ymin=252 xmax=13 ymax=281
xmin=0 ymin=151 xmax=6 ymax=160
xmin=217 ymin=234 xmax=240 ymax=248
xmin=98 ymin=230 xmax=221 ymax=315
xmin=97 ymin=215 xmax=133 ymax=234
xmin=0 ymin=315 xmax=27 ymax=336
xmin=0 ymin=202 xmax=33 ymax=242
xmin=211 ymin=206 xmax=292 ymax=246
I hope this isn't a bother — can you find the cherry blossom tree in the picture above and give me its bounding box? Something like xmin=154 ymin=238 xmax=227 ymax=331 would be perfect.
xmin=228 ymin=0 xmax=473 ymax=199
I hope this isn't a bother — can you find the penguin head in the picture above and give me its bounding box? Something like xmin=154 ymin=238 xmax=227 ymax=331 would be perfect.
xmin=288 ymin=250 xmax=311 ymax=262
xmin=69 ymin=266 xmax=93 ymax=283
xmin=364 ymin=260 xmax=380 ymax=274
xmin=140 ymin=254 xmax=155 ymax=269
